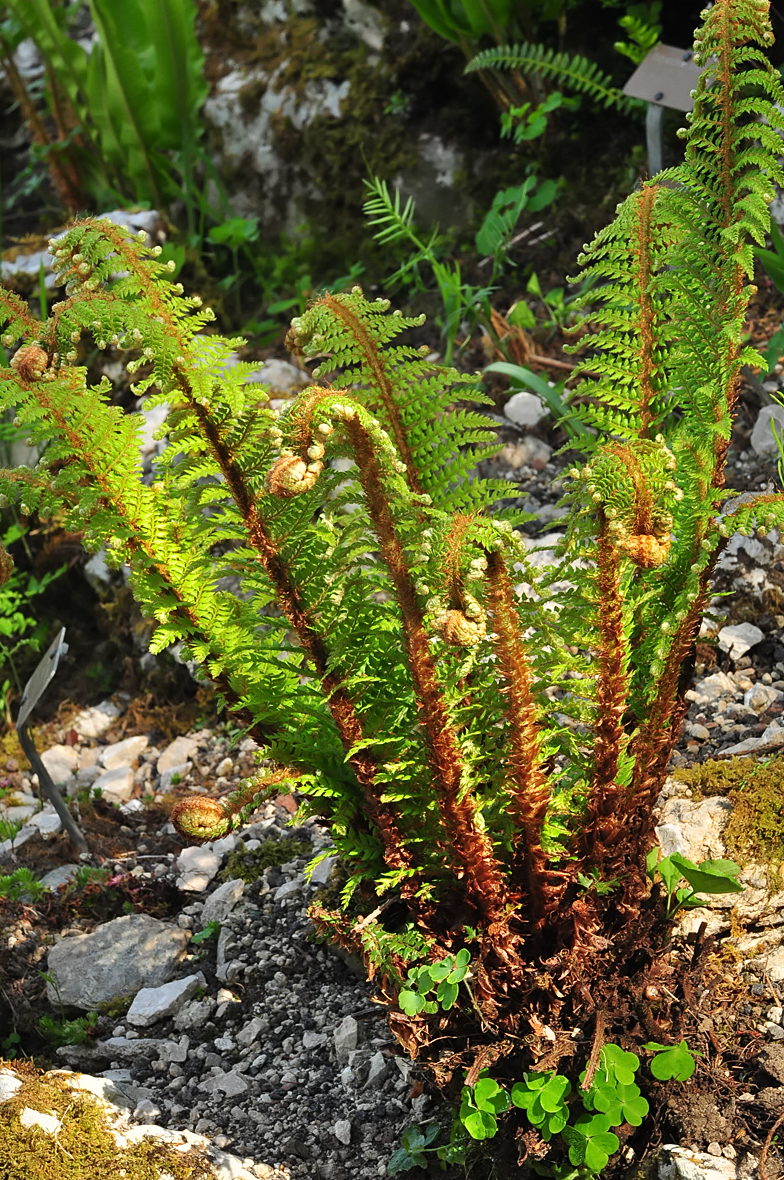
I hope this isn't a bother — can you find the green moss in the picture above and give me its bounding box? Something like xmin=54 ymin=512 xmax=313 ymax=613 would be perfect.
xmin=0 ymin=1073 xmax=214 ymax=1180
xmin=94 ymin=994 xmax=134 ymax=1020
xmin=218 ymin=836 xmax=312 ymax=884
xmin=671 ymin=755 xmax=784 ymax=871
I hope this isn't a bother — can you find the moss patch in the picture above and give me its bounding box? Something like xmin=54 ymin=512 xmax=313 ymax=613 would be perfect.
xmin=0 ymin=1071 xmax=214 ymax=1180
xmin=219 ymin=836 xmax=312 ymax=883
xmin=672 ymin=756 xmax=784 ymax=870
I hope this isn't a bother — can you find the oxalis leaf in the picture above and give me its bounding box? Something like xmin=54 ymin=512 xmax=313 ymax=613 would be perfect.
xmin=644 ymin=1040 xmax=699 ymax=1081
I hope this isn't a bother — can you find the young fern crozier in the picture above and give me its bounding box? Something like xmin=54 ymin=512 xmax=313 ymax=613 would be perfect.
xmin=1 ymin=0 xmax=783 ymax=1164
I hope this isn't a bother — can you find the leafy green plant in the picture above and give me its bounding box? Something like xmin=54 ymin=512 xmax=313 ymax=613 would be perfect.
xmin=364 ymin=174 xmax=557 ymax=362
xmin=39 ymin=1011 xmax=99 ymax=1048
xmin=511 ymin=1070 xmax=571 ymax=1139
xmin=0 ymin=522 xmax=65 ymax=710
xmin=0 ymin=865 xmax=46 ymax=900
xmin=465 ymin=42 xmax=635 ymax=113
xmin=614 ymin=1 xmax=662 ymax=64
xmin=460 ymin=1072 xmax=511 ymax=1140
xmin=398 ymin=949 xmax=471 ymax=1016
xmin=475 ymin=178 xmax=559 ymax=266
xmin=1 ymin=0 xmax=207 ymax=213
xmin=387 ymin=1120 xmax=468 ymax=1173
xmin=0 ymin=3 xmax=780 ymax=1167
xmin=190 ymin=919 xmax=220 ymax=945
xmin=0 ymin=1029 xmax=21 ymax=1060
xmin=363 ymin=176 xmax=498 ymax=363
xmin=644 ymin=1039 xmax=699 ymax=1081
xmin=646 ymin=850 xmax=744 ymax=918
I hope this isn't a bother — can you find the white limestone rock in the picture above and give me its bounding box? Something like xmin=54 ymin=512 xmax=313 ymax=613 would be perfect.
xmin=92 ymin=765 xmax=135 ymax=804
xmin=72 ymin=699 xmax=121 ymax=739
xmin=157 ymin=735 xmax=200 ymax=775
xmin=503 ymin=390 xmax=549 ymax=427
xmin=45 ymin=913 xmax=188 ymax=1009
xmin=200 ymin=878 xmax=246 ymax=926
xmin=40 ymin=744 xmax=78 ymax=785
xmin=126 ymin=974 xmax=202 ymax=1028
xmin=100 ymin=734 xmax=149 ymax=770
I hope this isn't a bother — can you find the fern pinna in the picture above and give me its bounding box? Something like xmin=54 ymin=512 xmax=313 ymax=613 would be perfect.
xmin=0 ymin=0 xmax=781 ymax=1164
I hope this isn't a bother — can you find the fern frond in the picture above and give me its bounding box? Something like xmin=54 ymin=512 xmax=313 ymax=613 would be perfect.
xmin=465 ymin=42 xmax=633 ymax=111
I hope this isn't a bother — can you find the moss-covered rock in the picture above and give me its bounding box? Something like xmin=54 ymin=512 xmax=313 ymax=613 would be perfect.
xmin=0 ymin=1068 xmax=215 ymax=1180
xmin=672 ymin=755 xmax=784 ymax=871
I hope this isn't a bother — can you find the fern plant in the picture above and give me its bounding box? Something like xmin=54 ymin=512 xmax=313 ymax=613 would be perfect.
xmin=0 ymin=1 xmax=781 ymax=1168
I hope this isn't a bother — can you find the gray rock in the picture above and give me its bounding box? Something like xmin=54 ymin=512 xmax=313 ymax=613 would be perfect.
xmin=20 ymin=1107 xmax=61 ymax=1134
xmin=26 ymin=806 xmax=62 ymax=838
xmin=656 ymin=1143 xmax=748 ymax=1180
xmin=133 ymin=1097 xmax=162 ymax=1123
xmin=333 ymin=1118 xmax=352 ymax=1145
xmin=173 ymin=996 xmax=215 ymax=1031
xmin=684 ymin=671 xmax=736 ymax=704
xmin=159 ymin=760 xmax=192 ymax=791
xmin=40 ymin=744 xmax=78 ymax=785
xmin=759 ymin=946 xmax=784 ymax=983
xmin=310 ymin=855 xmax=338 ymax=886
xmin=303 ymin=1030 xmax=326 ymax=1049
xmin=157 ymin=1037 xmax=189 ymax=1064
xmin=72 ymin=700 xmax=121 ymax=739
xmin=503 ymin=391 xmax=548 ymax=428
xmin=744 ymin=683 xmax=783 ymax=712
xmin=198 ymin=1069 xmax=249 ymax=1097
xmin=333 ymin=1015 xmax=359 ymax=1064
xmin=365 ymin=1050 xmax=388 ymax=1088
xmin=100 ymin=735 xmax=149 ymax=770
xmin=177 ymin=835 xmax=236 ymax=892
xmin=54 ymin=1070 xmax=135 ymax=1112
xmin=40 ymin=864 xmax=80 ymax=892
xmin=236 ymin=1017 xmax=265 ymax=1048
xmin=0 ymin=1070 xmax=22 ymax=1102
xmin=200 ymin=877 xmax=245 ymax=926
xmin=689 ymin=724 xmax=710 ymax=741
xmin=717 ymin=622 xmax=764 ymax=660
xmin=157 ymin=735 xmax=200 ymax=775
xmin=92 ymin=765 xmax=135 ymax=804
xmin=751 ymin=403 xmax=784 ymax=457
xmin=126 ymin=974 xmax=202 ymax=1027
xmin=655 ymin=794 xmax=733 ymax=862
xmin=274 ymin=878 xmax=302 ymax=902
xmin=248 ymin=358 xmax=310 ymax=394
xmin=46 ymin=914 xmax=188 ymax=1009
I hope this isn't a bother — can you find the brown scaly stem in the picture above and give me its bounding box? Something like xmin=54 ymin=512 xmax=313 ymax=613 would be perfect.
xmin=635 ymin=184 xmax=661 ymax=438
xmin=177 ymin=378 xmax=413 ymax=877
xmin=576 ymin=517 xmax=629 ymax=870
xmin=344 ymin=414 xmax=509 ymax=927
xmin=320 ymin=294 xmax=424 ymax=495
xmin=485 ymin=549 xmax=557 ymax=923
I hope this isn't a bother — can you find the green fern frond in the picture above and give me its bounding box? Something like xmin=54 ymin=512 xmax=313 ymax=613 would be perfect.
xmin=465 ymin=42 xmax=633 ymax=110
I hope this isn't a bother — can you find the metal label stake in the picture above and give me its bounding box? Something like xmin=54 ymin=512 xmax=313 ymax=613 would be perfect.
xmin=623 ymin=45 xmax=703 ymax=178
xmin=15 ymin=627 xmax=89 ymax=854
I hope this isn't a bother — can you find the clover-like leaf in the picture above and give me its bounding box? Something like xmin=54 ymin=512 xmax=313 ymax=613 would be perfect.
xmin=428 ymin=958 xmax=453 ymax=983
xmin=538 ymin=1074 xmax=571 ymax=1112
xmin=474 ymin=1077 xmax=510 ymax=1114
xmin=398 ymin=989 xmax=424 ymax=1017
xmin=436 ymin=979 xmax=459 ymax=1009
xmin=600 ymin=1043 xmax=640 ymax=1086
xmin=645 ymin=1040 xmax=698 ymax=1081
xmin=448 ymin=949 xmax=471 ymax=982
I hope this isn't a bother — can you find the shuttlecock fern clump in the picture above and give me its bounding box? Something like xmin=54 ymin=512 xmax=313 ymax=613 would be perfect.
xmin=0 ymin=0 xmax=782 ymax=1168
